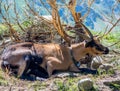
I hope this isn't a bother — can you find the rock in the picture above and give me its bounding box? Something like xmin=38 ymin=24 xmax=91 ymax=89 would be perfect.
xmin=99 ymin=64 xmax=113 ymax=72
xmin=112 ymin=59 xmax=120 ymax=66
xmin=36 ymin=77 xmax=47 ymax=81
xmin=91 ymin=56 xmax=103 ymax=69
xmin=53 ymin=72 xmax=79 ymax=78
xmin=78 ymin=78 xmax=93 ymax=91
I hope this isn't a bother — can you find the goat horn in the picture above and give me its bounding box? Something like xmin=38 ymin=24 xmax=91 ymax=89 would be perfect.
xmin=78 ymin=33 xmax=92 ymax=41
xmin=81 ymin=23 xmax=93 ymax=39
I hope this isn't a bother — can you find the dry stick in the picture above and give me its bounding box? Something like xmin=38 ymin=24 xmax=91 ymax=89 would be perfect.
xmin=81 ymin=0 xmax=94 ymax=20
xmin=1 ymin=12 xmax=20 ymax=42
xmin=13 ymin=0 xmax=25 ymax=32
xmin=67 ymin=0 xmax=87 ymax=37
xmin=39 ymin=0 xmax=55 ymax=42
xmin=39 ymin=0 xmax=52 ymax=15
xmin=25 ymin=0 xmax=37 ymax=16
xmin=25 ymin=0 xmax=52 ymax=25
xmin=25 ymin=2 xmax=51 ymax=25
xmin=68 ymin=0 xmax=93 ymax=38
xmin=101 ymin=25 xmax=109 ymax=38
xmin=108 ymin=40 xmax=120 ymax=47
xmin=111 ymin=2 xmax=119 ymax=21
xmin=97 ymin=2 xmax=119 ymax=26
xmin=24 ymin=0 xmax=54 ymax=33
xmin=23 ymin=9 xmax=31 ymax=19
xmin=68 ymin=0 xmax=79 ymax=23
xmin=107 ymin=40 xmax=120 ymax=54
xmin=0 ymin=1 xmax=20 ymax=42
xmin=48 ymin=0 xmax=71 ymax=44
xmin=104 ymin=18 xmax=120 ymax=36
xmin=98 ymin=3 xmax=120 ymax=38
xmin=25 ymin=0 xmax=58 ymax=42
xmin=112 ymin=50 xmax=120 ymax=55
xmin=101 ymin=3 xmax=120 ymax=36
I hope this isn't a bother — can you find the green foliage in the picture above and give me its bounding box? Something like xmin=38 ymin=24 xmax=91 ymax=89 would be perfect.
xmin=92 ymin=31 xmax=120 ymax=49
xmin=104 ymin=33 xmax=119 ymax=43
xmin=0 ymin=24 xmax=8 ymax=35
xmin=54 ymin=78 xmax=78 ymax=91
xmin=55 ymin=81 xmax=69 ymax=91
xmin=0 ymin=70 xmax=8 ymax=86
xmin=97 ymin=68 xmax=115 ymax=77
xmin=0 ymin=79 xmax=8 ymax=86
xmin=22 ymin=20 xmax=33 ymax=27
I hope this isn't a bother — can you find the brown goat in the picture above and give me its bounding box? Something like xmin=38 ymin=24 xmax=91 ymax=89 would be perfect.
xmin=1 ymin=35 xmax=109 ymax=77
xmin=1 ymin=24 xmax=109 ymax=77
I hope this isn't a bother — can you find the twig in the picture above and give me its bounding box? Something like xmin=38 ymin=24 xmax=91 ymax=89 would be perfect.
xmin=108 ymin=40 xmax=120 ymax=47
xmin=13 ymin=0 xmax=25 ymax=32
xmin=112 ymin=50 xmax=120 ymax=55
xmin=48 ymin=0 xmax=71 ymax=44
xmin=81 ymin=0 xmax=94 ymax=20
xmin=105 ymin=18 xmax=120 ymax=35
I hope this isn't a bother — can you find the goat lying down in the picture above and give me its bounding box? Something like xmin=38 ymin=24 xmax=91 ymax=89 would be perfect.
xmin=1 ymin=33 xmax=109 ymax=78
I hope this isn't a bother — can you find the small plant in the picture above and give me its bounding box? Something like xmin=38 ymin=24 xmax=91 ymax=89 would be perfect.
xmin=54 ymin=80 xmax=69 ymax=91
xmin=30 ymin=81 xmax=47 ymax=91
xmin=22 ymin=20 xmax=33 ymax=27
xmin=109 ymin=83 xmax=120 ymax=91
xmin=0 ymin=78 xmax=8 ymax=86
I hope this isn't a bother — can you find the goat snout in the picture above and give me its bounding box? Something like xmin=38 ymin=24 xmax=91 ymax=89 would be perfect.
xmin=104 ymin=47 xmax=109 ymax=54
xmin=2 ymin=61 xmax=9 ymax=65
xmin=1 ymin=61 xmax=19 ymax=76
xmin=1 ymin=61 xmax=9 ymax=68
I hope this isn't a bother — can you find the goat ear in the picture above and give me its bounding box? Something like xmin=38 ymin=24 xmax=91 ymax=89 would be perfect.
xmin=85 ymin=41 xmax=89 ymax=48
xmin=85 ymin=40 xmax=94 ymax=48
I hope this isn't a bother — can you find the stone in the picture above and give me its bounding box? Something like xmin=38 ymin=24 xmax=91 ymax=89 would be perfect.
xmin=78 ymin=78 xmax=93 ymax=91
xmin=91 ymin=56 xmax=103 ymax=69
xmin=99 ymin=64 xmax=113 ymax=71
xmin=112 ymin=59 xmax=120 ymax=66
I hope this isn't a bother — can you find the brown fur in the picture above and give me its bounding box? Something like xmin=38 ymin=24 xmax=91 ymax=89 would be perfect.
xmin=1 ymin=37 xmax=109 ymax=77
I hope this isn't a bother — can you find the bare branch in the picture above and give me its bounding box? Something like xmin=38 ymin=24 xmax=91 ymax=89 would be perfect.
xmin=81 ymin=0 xmax=94 ymax=20
xmin=48 ymin=0 xmax=71 ymax=44
xmin=25 ymin=0 xmax=52 ymax=24
xmin=108 ymin=40 xmax=120 ymax=47
xmin=112 ymin=50 xmax=120 ymax=55
xmin=0 ymin=0 xmax=20 ymax=42
xmin=25 ymin=0 xmax=39 ymax=16
xmin=68 ymin=0 xmax=80 ymax=23
xmin=67 ymin=0 xmax=94 ymax=38
xmin=39 ymin=0 xmax=52 ymax=15
xmin=13 ymin=0 xmax=25 ymax=32
xmin=105 ymin=18 xmax=120 ymax=35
